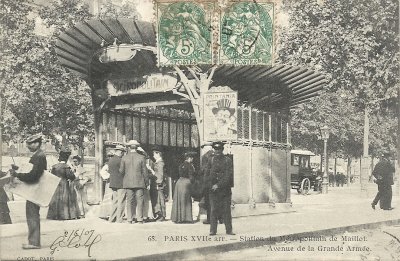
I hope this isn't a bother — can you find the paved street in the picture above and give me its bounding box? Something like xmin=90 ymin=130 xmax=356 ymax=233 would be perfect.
xmin=1 ymin=184 xmax=400 ymax=260
xmin=203 ymin=225 xmax=400 ymax=261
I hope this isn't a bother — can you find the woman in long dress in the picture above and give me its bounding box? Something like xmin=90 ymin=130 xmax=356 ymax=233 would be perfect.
xmin=171 ymin=152 xmax=196 ymax=223
xmin=71 ymin=155 xmax=90 ymax=218
xmin=47 ymin=147 xmax=79 ymax=220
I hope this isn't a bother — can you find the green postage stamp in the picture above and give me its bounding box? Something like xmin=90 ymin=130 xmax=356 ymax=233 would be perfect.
xmin=219 ymin=1 xmax=274 ymax=66
xmin=155 ymin=0 xmax=274 ymax=66
xmin=156 ymin=1 xmax=214 ymax=66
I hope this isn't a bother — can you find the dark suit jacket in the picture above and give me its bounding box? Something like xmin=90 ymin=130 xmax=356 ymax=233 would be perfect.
xmin=373 ymin=159 xmax=395 ymax=185
xmin=109 ymin=155 xmax=123 ymax=189
xmin=120 ymin=151 xmax=148 ymax=189
xmin=16 ymin=149 xmax=47 ymax=183
xmin=151 ymin=160 xmax=165 ymax=185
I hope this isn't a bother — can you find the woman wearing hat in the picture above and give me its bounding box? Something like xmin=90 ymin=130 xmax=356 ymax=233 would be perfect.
xmin=171 ymin=151 xmax=197 ymax=223
xmin=47 ymin=146 xmax=79 ymax=220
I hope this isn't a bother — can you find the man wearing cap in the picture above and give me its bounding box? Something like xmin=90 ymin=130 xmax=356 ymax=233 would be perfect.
xmin=9 ymin=134 xmax=47 ymax=249
xmin=147 ymin=147 xmax=166 ymax=221
xmin=120 ymin=140 xmax=148 ymax=224
xmin=205 ymin=141 xmax=235 ymax=236
xmin=108 ymin=145 xmax=126 ymax=223
xmin=371 ymin=152 xmax=395 ymax=210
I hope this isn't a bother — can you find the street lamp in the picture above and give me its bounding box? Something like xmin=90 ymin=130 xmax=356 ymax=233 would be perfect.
xmin=321 ymin=125 xmax=330 ymax=194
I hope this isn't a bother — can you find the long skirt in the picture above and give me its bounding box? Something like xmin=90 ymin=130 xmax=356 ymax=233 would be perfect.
xmin=47 ymin=179 xmax=79 ymax=220
xmin=75 ymin=182 xmax=89 ymax=217
xmin=171 ymin=177 xmax=193 ymax=223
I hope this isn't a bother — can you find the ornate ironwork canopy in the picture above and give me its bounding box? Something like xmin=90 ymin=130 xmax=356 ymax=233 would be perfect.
xmin=55 ymin=18 xmax=326 ymax=110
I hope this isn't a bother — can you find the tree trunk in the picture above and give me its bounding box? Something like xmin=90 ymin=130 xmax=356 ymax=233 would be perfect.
xmin=347 ymin=157 xmax=352 ymax=186
xmin=320 ymin=154 xmax=323 ymax=172
xmin=361 ymin=107 xmax=369 ymax=192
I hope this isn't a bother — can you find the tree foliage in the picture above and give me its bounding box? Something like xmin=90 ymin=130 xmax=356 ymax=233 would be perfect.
xmin=0 ymin=0 xmax=94 ymax=151
xmin=279 ymin=0 xmax=399 ymax=157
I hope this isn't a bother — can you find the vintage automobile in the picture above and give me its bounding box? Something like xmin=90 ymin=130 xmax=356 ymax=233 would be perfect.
xmin=290 ymin=149 xmax=321 ymax=194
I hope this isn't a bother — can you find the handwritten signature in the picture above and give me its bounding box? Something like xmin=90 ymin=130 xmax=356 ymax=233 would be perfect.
xmin=49 ymin=229 xmax=102 ymax=257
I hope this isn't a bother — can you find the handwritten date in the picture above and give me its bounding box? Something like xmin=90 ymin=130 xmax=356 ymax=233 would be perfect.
xmin=50 ymin=229 xmax=102 ymax=257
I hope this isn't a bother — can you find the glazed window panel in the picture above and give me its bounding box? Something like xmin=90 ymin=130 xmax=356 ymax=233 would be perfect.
xmin=125 ymin=115 xmax=133 ymax=141
xmin=281 ymin=117 xmax=288 ymax=143
xmin=140 ymin=117 xmax=148 ymax=144
xmin=191 ymin=124 xmax=199 ymax=147
xmin=132 ymin=116 xmax=141 ymax=141
xmin=116 ymin=114 xmax=125 ymax=142
xmin=183 ymin=123 xmax=191 ymax=147
xmin=263 ymin=113 xmax=270 ymax=141
xmin=237 ymin=108 xmax=243 ymax=139
xmin=156 ymin=120 xmax=164 ymax=145
xmin=276 ymin=115 xmax=282 ymax=143
xmin=163 ymin=121 xmax=169 ymax=146
xmin=271 ymin=113 xmax=277 ymax=142
xmin=108 ymin=113 xmax=116 ymax=141
xmin=257 ymin=112 xmax=263 ymax=141
xmin=169 ymin=122 xmax=177 ymax=146
xmin=177 ymin=122 xmax=184 ymax=147
xmin=251 ymin=110 xmax=257 ymax=140
xmin=148 ymin=119 xmax=156 ymax=145
xmin=243 ymin=109 xmax=250 ymax=140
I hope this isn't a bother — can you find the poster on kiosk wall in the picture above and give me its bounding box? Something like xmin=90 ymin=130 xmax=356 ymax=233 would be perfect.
xmin=203 ymin=89 xmax=238 ymax=141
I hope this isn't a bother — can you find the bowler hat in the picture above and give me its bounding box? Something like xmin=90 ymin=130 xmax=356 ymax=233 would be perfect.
xmin=126 ymin=140 xmax=140 ymax=147
xmin=212 ymin=141 xmax=224 ymax=150
xmin=26 ymin=134 xmax=43 ymax=144
xmin=151 ymin=146 xmax=163 ymax=154
xmin=114 ymin=145 xmax=126 ymax=151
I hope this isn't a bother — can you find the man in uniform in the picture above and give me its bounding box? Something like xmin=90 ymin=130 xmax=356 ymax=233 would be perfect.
xmin=200 ymin=141 xmax=217 ymax=224
xmin=205 ymin=141 xmax=235 ymax=236
xmin=371 ymin=152 xmax=395 ymax=210
xmin=10 ymin=134 xmax=47 ymax=249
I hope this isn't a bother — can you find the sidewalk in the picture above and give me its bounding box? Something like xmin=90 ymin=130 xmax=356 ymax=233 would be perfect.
xmin=1 ymin=185 xmax=400 ymax=261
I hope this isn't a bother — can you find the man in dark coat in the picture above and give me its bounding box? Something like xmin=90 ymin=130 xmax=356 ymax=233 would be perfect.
xmin=10 ymin=134 xmax=47 ymax=249
xmin=109 ymin=145 xmax=126 ymax=223
xmin=205 ymin=142 xmax=234 ymax=236
xmin=371 ymin=152 xmax=395 ymax=210
xmin=120 ymin=140 xmax=148 ymax=224
xmin=147 ymin=147 xmax=166 ymax=221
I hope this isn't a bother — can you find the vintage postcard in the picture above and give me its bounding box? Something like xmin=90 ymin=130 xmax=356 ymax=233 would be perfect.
xmin=1 ymin=0 xmax=399 ymax=260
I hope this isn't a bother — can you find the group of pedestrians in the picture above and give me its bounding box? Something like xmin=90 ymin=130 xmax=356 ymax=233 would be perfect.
xmin=4 ymin=133 xmax=237 ymax=250
xmin=328 ymin=172 xmax=346 ymax=187
xmin=98 ymin=139 xmax=235 ymax=236
xmin=103 ymin=140 xmax=167 ymax=224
